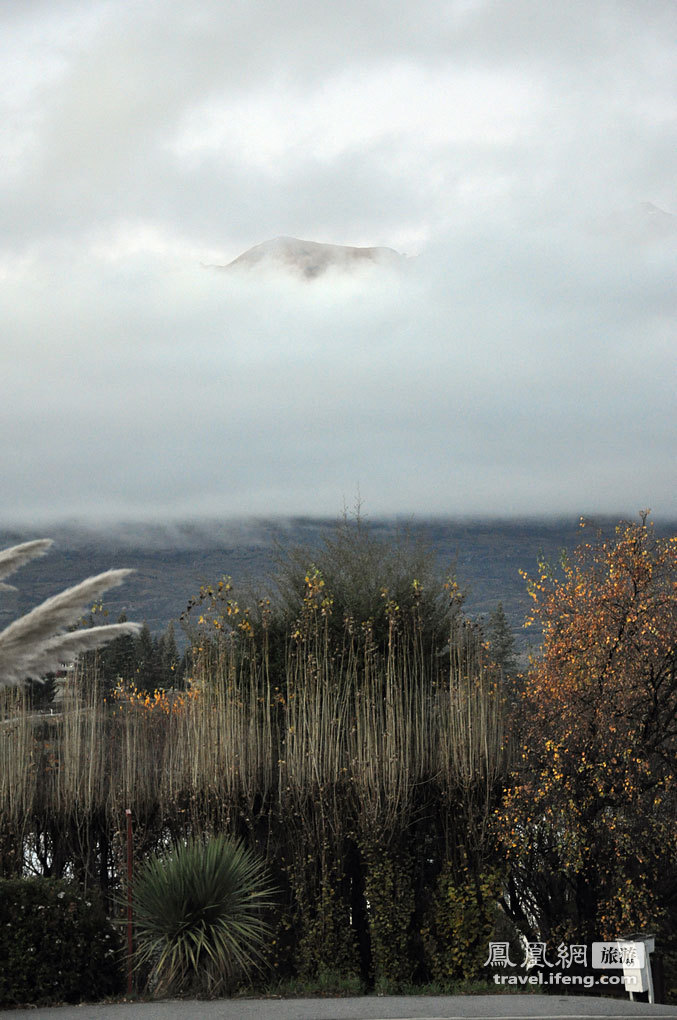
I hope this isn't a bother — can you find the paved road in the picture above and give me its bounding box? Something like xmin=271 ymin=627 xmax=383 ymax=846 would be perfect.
xmin=2 ymin=996 xmax=674 ymax=1020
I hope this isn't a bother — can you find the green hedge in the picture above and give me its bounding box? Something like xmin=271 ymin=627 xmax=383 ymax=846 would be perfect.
xmin=0 ymin=878 xmax=123 ymax=1007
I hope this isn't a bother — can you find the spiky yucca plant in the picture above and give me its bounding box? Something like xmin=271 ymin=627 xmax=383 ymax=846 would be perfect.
xmin=132 ymin=836 xmax=275 ymax=997
xmin=0 ymin=539 xmax=141 ymax=687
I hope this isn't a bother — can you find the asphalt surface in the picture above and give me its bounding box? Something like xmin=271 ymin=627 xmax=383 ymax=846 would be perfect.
xmin=1 ymin=996 xmax=675 ymax=1020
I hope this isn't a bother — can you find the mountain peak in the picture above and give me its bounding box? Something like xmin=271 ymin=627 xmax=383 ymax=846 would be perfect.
xmin=221 ymin=236 xmax=406 ymax=279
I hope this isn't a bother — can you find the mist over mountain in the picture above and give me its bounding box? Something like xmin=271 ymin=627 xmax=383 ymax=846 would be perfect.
xmin=592 ymin=201 xmax=677 ymax=244
xmin=3 ymin=2 xmax=675 ymax=524
xmin=219 ymin=236 xmax=408 ymax=279
xmin=3 ymin=515 xmax=675 ymax=655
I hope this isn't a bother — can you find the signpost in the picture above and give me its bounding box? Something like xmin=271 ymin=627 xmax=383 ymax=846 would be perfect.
xmin=618 ymin=934 xmax=655 ymax=1004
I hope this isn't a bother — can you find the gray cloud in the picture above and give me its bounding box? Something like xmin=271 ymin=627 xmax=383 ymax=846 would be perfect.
xmin=1 ymin=0 xmax=675 ymax=523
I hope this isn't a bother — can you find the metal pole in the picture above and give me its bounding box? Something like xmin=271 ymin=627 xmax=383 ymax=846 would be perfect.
xmin=125 ymin=808 xmax=133 ymax=995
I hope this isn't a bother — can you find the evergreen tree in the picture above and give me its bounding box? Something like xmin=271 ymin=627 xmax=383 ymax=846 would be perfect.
xmin=135 ymin=623 xmax=162 ymax=692
xmin=486 ymin=602 xmax=517 ymax=678
xmin=27 ymin=673 xmax=57 ymax=710
xmin=99 ymin=612 xmax=138 ymax=691
xmin=158 ymin=621 xmax=179 ymax=687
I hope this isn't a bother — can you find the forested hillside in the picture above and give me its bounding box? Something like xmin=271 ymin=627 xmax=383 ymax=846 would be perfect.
xmin=4 ymin=515 xmax=668 ymax=655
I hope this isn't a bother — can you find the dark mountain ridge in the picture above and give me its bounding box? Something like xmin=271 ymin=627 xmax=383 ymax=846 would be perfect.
xmin=2 ymin=516 xmax=673 ymax=656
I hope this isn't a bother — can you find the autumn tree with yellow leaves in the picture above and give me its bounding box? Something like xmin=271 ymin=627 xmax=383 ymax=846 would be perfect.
xmin=498 ymin=514 xmax=677 ymax=951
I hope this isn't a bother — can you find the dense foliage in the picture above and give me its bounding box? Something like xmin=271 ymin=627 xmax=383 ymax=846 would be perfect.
xmin=1 ymin=512 xmax=674 ymax=1003
xmin=498 ymin=515 xmax=677 ymax=989
xmin=0 ymin=877 xmax=122 ymax=1006
xmin=1 ymin=554 xmax=509 ymax=992
xmin=268 ymin=510 xmax=455 ymax=654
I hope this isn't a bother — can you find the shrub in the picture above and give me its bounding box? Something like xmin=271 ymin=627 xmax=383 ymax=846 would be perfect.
xmin=361 ymin=840 xmax=416 ymax=990
xmin=0 ymin=877 xmax=123 ymax=1007
xmin=132 ymin=835 xmax=275 ymax=997
xmin=422 ymin=865 xmax=504 ymax=983
xmin=269 ymin=509 xmax=454 ymax=657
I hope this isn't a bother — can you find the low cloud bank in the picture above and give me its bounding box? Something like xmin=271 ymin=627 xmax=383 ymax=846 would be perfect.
xmin=2 ymin=207 xmax=675 ymax=523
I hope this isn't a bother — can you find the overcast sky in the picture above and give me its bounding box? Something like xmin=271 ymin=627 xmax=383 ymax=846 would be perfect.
xmin=2 ymin=0 xmax=675 ymax=524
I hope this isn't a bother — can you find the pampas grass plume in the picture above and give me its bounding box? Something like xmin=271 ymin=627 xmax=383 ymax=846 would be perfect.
xmin=0 ymin=540 xmax=141 ymax=687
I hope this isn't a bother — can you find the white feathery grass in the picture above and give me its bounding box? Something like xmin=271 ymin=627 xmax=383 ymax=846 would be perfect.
xmin=0 ymin=539 xmax=54 ymax=591
xmin=0 ymin=569 xmax=135 ymax=651
xmin=15 ymin=622 xmax=143 ymax=683
xmin=0 ymin=542 xmax=141 ymax=687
